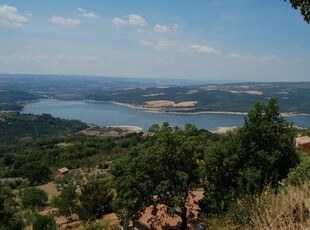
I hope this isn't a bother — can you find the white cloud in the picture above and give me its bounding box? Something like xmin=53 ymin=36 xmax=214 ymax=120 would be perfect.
xmin=50 ymin=16 xmax=80 ymax=26
xmin=141 ymin=39 xmax=181 ymax=51
xmin=112 ymin=14 xmax=147 ymax=27
xmin=0 ymin=4 xmax=27 ymax=26
xmin=57 ymin=54 xmax=98 ymax=62
xmin=191 ymin=45 xmax=221 ymax=55
xmin=112 ymin=17 xmax=127 ymax=26
xmin=77 ymin=7 xmax=86 ymax=13
xmin=141 ymin=40 xmax=221 ymax=56
xmin=128 ymin=14 xmax=147 ymax=26
xmin=10 ymin=54 xmax=49 ymax=62
xmin=77 ymin=7 xmax=99 ymax=18
xmin=154 ymin=24 xmax=168 ymax=33
xmin=153 ymin=23 xmax=179 ymax=33
xmin=229 ymin=53 xmax=282 ymax=62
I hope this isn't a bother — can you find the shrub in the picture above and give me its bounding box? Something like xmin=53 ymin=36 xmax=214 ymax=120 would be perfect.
xmin=287 ymin=156 xmax=310 ymax=186
xmin=19 ymin=188 xmax=48 ymax=210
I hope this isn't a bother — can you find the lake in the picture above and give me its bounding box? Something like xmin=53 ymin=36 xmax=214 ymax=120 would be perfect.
xmin=22 ymin=100 xmax=310 ymax=132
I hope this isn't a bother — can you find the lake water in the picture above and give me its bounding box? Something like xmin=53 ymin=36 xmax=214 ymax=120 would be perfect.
xmin=22 ymin=100 xmax=310 ymax=132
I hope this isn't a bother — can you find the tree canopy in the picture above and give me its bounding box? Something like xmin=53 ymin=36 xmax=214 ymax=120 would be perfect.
xmin=286 ymin=0 xmax=310 ymax=23
xmin=202 ymin=98 xmax=300 ymax=216
xmin=112 ymin=123 xmax=210 ymax=229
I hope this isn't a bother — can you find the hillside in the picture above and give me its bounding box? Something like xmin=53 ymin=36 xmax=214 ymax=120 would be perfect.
xmin=0 ymin=90 xmax=41 ymax=111
xmin=85 ymin=82 xmax=310 ymax=114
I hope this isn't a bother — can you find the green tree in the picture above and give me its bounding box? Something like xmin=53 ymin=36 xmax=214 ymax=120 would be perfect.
xmin=51 ymin=185 xmax=77 ymax=218
xmin=238 ymin=98 xmax=299 ymax=191
xmin=0 ymin=185 xmax=23 ymax=230
xmin=19 ymin=187 xmax=48 ymax=210
xmin=33 ymin=214 xmax=56 ymax=230
xmin=77 ymin=179 xmax=114 ymax=221
xmin=20 ymin=162 xmax=52 ymax=185
xmin=202 ymin=98 xmax=299 ymax=216
xmin=112 ymin=123 xmax=202 ymax=230
xmin=286 ymin=0 xmax=310 ymax=23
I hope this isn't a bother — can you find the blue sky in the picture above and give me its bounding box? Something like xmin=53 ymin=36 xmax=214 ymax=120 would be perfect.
xmin=0 ymin=0 xmax=309 ymax=82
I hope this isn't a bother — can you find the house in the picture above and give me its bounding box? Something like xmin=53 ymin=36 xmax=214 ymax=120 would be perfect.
xmin=296 ymin=136 xmax=310 ymax=152
xmin=129 ymin=191 xmax=204 ymax=230
xmin=58 ymin=167 xmax=69 ymax=174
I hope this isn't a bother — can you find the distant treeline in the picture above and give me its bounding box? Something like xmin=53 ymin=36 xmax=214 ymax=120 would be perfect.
xmin=0 ymin=113 xmax=87 ymax=144
xmin=0 ymin=90 xmax=41 ymax=112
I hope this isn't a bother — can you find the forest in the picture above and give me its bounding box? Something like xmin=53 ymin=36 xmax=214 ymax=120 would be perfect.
xmin=0 ymin=98 xmax=310 ymax=229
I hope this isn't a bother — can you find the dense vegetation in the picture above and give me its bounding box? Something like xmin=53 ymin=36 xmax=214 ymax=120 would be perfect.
xmin=0 ymin=90 xmax=40 ymax=112
xmin=0 ymin=99 xmax=310 ymax=229
xmin=0 ymin=113 xmax=87 ymax=144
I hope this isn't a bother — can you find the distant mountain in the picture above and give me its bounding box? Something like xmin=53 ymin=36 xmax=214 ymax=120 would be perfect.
xmin=1 ymin=74 xmax=310 ymax=114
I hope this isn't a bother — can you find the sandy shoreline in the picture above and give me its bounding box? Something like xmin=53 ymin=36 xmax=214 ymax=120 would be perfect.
xmin=213 ymin=126 xmax=239 ymax=134
xmin=109 ymin=125 xmax=143 ymax=133
xmin=84 ymin=99 xmax=310 ymax=117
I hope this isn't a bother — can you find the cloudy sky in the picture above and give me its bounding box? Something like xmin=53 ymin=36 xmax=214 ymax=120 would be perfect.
xmin=0 ymin=0 xmax=309 ymax=82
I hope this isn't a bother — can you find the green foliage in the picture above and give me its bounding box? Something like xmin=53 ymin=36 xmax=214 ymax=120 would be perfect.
xmin=0 ymin=90 xmax=40 ymax=112
xmin=112 ymin=123 xmax=209 ymax=229
xmin=33 ymin=214 xmax=57 ymax=230
xmin=287 ymin=156 xmax=310 ymax=185
xmin=238 ymin=98 xmax=299 ymax=190
xmin=202 ymin=98 xmax=299 ymax=217
xmin=0 ymin=113 xmax=88 ymax=144
xmin=51 ymin=185 xmax=77 ymax=217
xmin=77 ymin=179 xmax=114 ymax=221
xmin=19 ymin=162 xmax=52 ymax=185
xmin=3 ymin=153 xmax=15 ymax=166
xmin=286 ymin=0 xmax=310 ymax=23
xmin=19 ymin=187 xmax=48 ymax=210
xmin=0 ymin=185 xmax=23 ymax=230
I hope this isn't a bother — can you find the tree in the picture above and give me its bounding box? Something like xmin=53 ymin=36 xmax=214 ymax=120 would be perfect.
xmin=77 ymin=179 xmax=114 ymax=221
xmin=202 ymin=98 xmax=299 ymax=216
xmin=20 ymin=188 xmax=48 ymax=210
xmin=286 ymin=0 xmax=310 ymax=23
xmin=0 ymin=185 xmax=23 ymax=230
xmin=20 ymin=162 xmax=52 ymax=185
xmin=238 ymin=97 xmax=299 ymax=191
xmin=112 ymin=123 xmax=202 ymax=230
xmin=51 ymin=185 xmax=77 ymax=218
xmin=33 ymin=214 xmax=56 ymax=230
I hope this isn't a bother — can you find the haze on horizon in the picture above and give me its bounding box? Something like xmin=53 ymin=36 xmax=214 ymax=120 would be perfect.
xmin=0 ymin=0 xmax=309 ymax=82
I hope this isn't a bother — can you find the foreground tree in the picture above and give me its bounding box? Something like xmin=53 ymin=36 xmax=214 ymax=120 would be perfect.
xmin=286 ymin=0 xmax=310 ymax=23
xmin=112 ymin=123 xmax=203 ymax=229
xmin=202 ymin=98 xmax=299 ymax=215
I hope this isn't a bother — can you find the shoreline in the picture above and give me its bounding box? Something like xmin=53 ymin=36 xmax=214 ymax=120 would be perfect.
xmin=84 ymin=99 xmax=310 ymax=117
xmin=109 ymin=125 xmax=143 ymax=133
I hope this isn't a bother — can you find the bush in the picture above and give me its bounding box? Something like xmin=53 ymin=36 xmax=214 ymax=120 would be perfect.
xmin=287 ymin=156 xmax=310 ymax=186
xmin=33 ymin=214 xmax=57 ymax=230
xmin=20 ymin=188 xmax=48 ymax=210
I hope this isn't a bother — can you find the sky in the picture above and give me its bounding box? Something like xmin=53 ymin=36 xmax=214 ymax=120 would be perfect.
xmin=0 ymin=0 xmax=309 ymax=82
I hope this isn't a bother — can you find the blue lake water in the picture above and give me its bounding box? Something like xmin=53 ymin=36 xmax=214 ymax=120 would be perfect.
xmin=22 ymin=100 xmax=310 ymax=132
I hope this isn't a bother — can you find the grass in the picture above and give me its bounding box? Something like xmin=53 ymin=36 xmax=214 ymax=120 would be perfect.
xmin=250 ymin=181 xmax=310 ymax=230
